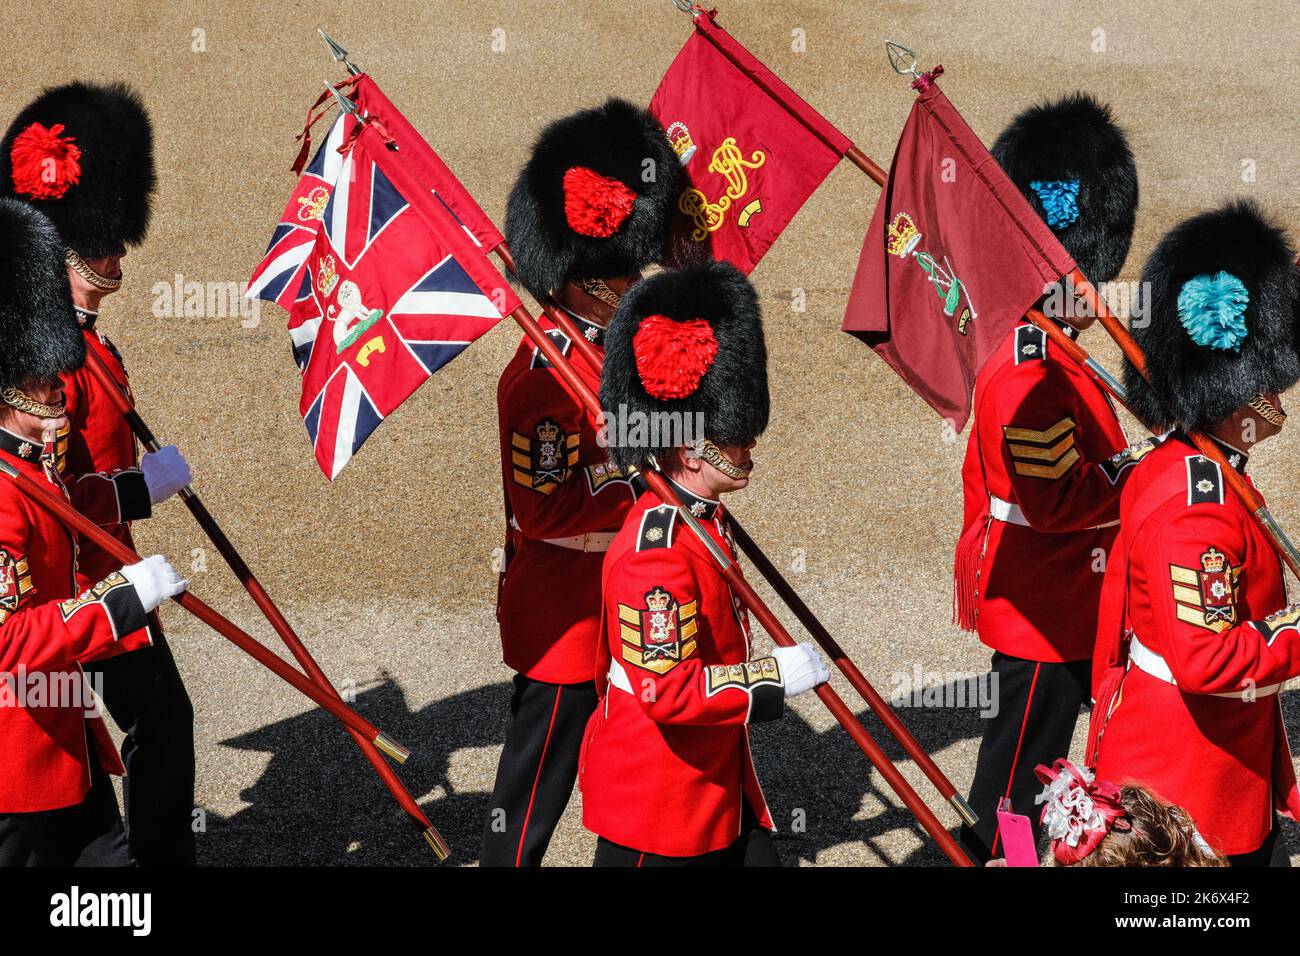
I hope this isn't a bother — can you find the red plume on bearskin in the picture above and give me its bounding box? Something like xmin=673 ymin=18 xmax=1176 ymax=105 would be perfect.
xmin=505 ymin=98 xmax=679 ymax=298
xmin=633 ymin=314 xmax=718 ymax=399
xmin=0 ymin=81 xmax=155 ymax=259
xmin=9 ymin=122 xmax=81 ymax=200
xmin=563 ymin=166 xmax=636 ymax=238
xmin=600 ymin=261 xmax=768 ymax=471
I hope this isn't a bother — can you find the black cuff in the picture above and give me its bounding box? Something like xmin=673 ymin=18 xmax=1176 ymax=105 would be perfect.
xmin=101 ymin=573 xmax=150 ymax=639
xmin=114 ymin=471 xmax=153 ymax=522
xmin=749 ymin=682 xmax=785 ymax=724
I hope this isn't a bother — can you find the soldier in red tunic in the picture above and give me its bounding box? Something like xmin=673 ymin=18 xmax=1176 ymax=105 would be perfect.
xmin=1090 ymin=200 xmax=1300 ymax=866
xmin=952 ymin=94 xmax=1142 ymax=859
xmin=1 ymin=83 xmax=195 ymax=866
xmin=481 ymin=99 xmax=680 ymax=865
xmin=581 ymin=261 xmax=829 ymax=866
xmin=0 ymin=197 xmax=187 ymax=866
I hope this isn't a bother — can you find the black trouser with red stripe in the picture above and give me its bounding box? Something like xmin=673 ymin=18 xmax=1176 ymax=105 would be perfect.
xmin=960 ymin=652 xmax=1091 ymax=863
xmin=481 ymin=675 xmax=598 ymax=867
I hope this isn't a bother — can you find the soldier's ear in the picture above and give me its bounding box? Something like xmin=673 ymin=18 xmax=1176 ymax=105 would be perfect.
xmin=677 ymin=446 xmax=702 ymax=475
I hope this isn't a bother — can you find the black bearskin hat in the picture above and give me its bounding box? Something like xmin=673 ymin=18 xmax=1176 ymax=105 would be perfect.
xmin=505 ymin=98 xmax=679 ymax=299
xmin=0 ymin=81 xmax=155 ymax=259
xmin=1125 ymin=200 xmax=1300 ymax=432
xmin=600 ymin=261 xmax=767 ymax=471
xmin=0 ymin=197 xmax=85 ymax=392
xmin=992 ymin=93 xmax=1138 ymax=285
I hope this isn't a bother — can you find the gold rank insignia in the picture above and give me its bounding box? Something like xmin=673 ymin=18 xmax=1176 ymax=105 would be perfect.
xmin=1170 ymin=547 xmax=1239 ymax=632
xmin=705 ymin=656 xmax=782 ymax=696
xmin=618 ymin=587 xmax=698 ymax=675
xmin=54 ymin=423 xmax=70 ymax=475
xmin=511 ymin=418 xmax=579 ymax=494
xmin=1003 ymin=416 xmax=1079 ymax=480
xmin=0 ymin=548 xmax=32 ymax=625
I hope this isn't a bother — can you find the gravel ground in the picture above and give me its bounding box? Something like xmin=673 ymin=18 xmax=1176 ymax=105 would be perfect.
xmin=4 ymin=0 xmax=1298 ymax=866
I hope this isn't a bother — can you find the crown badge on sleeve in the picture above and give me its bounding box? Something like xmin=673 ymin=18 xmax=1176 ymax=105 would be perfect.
xmin=645 ymin=586 xmax=673 ymax=613
xmin=1197 ymin=546 xmax=1236 ymax=626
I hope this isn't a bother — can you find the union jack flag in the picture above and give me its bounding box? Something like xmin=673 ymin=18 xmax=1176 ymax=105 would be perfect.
xmin=246 ymin=75 xmax=503 ymax=310
xmin=246 ymin=111 xmax=355 ymax=309
xmin=288 ymin=121 xmax=517 ymax=479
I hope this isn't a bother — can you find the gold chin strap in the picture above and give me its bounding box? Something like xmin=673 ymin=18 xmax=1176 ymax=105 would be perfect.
xmin=579 ymin=278 xmax=622 ymax=309
xmin=1249 ymin=394 xmax=1287 ymax=427
xmin=1 ymin=387 xmax=66 ymax=419
xmin=66 ymin=248 xmax=121 ymax=292
xmin=695 ymin=439 xmax=748 ymax=480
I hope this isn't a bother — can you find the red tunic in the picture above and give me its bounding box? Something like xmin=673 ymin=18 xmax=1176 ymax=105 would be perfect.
xmin=580 ymin=485 xmax=785 ymax=857
xmin=60 ymin=316 xmax=149 ymax=589
xmin=496 ymin=314 xmax=638 ymax=684
xmin=0 ymin=430 xmax=153 ymax=812
xmin=1090 ymin=433 xmax=1300 ymax=856
xmin=954 ymin=321 xmax=1135 ymax=662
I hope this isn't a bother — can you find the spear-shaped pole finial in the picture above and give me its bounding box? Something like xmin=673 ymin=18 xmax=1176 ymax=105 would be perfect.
xmin=884 ymin=39 xmax=943 ymax=91
xmin=884 ymin=40 xmax=921 ymax=79
xmin=319 ymin=27 xmax=361 ymax=75
xmin=324 ymin=80 xmax=360 ymax=117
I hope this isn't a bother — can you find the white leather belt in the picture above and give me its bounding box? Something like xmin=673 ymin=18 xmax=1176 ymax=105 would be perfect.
xmin=988 ymin=494 xmax=1119 ymax=530
xmin=988 ymin=494 xmax=1029 ymax=526
xmin=1129 ymin=635 xmax=1280 ymax=699
xmin=607 ymin=660 xmax=633 ymax=694
xmin=542 ymin=531 xmax=616 ymax=552
xmin=510 ymin=516 xmax=616 ymax=553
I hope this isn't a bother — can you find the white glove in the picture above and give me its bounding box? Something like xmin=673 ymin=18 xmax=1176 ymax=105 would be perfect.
xmin=141 ymin=445 xmax=192 ymax=504
xmin=120 ymin=555 xmax=189 ymax=613
xmin=773 ymin=643 xmax=831 ymax=698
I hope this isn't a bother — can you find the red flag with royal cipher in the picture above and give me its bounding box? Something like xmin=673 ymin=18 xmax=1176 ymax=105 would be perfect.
xmin=650 ymin=9 xmax=852 ymax=274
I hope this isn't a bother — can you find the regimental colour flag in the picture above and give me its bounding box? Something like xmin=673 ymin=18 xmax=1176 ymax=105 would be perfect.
xmin=287 ymin=120 xmax=517 ymax=479
xmin=841 ymin=77 xmax=1077 ymax=430
xmin=650 ymin=8 xmax=852 ymax=274
xmin=246 ymin=75 xmax=505 ymax=312
xmin=246 ymin=110 xmax=355 ymax=310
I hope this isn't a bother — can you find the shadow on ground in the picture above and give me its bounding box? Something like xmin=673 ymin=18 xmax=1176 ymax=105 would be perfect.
xmin=197 ymin=676 xmax=1300 ymax=866
xmin=196 ymin=675 xmax=1001 ymax=866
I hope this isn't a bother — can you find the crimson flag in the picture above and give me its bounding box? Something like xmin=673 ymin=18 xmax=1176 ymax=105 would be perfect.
xmin=842 ymin=79 xmax=1076 ymax=429
xmin=650 ymin=9 xmax=852 ymax=274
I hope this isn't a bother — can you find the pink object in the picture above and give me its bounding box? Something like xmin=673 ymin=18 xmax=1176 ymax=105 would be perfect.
xmin=996 ymin=798 xmax=1040 ymax=867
